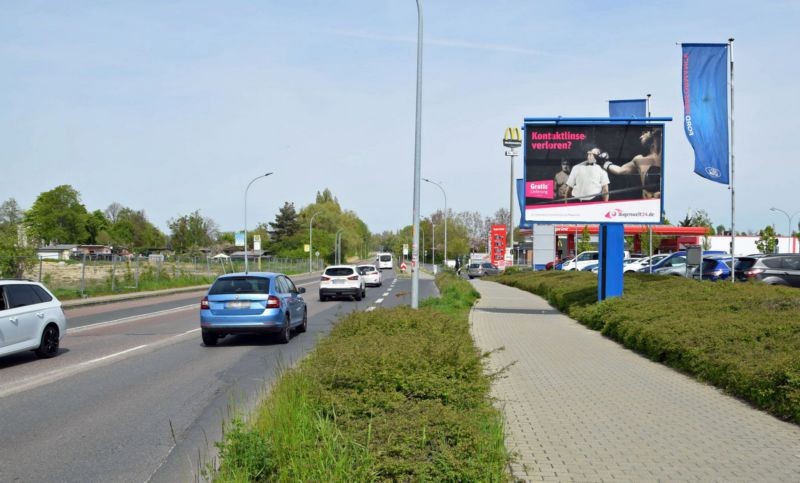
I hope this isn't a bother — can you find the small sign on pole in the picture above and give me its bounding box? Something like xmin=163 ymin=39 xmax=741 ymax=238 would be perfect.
xmin=235 ymin=231 xmax=245 ymax=246
xmin=400 ymin=261 xmax=408 ymax=272
xmin=304 ymin=244 xmax=310 ymax=253
xmin=253 ymin=235 xmax=262 ymax=251
xmin=402 ymin=244 xmax=409 ymax=256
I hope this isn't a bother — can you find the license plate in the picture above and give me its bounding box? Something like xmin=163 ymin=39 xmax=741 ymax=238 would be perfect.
xmin=333 ymin=279 xmax=344 ymax=285
xmin=225 ymin=301 xmax=250 ymax=309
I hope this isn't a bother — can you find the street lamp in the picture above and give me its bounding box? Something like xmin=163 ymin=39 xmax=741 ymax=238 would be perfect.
xmin=503 ymin=127 xmax=522 ymax=266
xmin=431 ymin=222 xmax=436 ymax=266
xmin=309 ymin=212 xmax=321 ymax=272
xmin=770 ymin=207 xmax=800 ymax=238
xmin=244 ymin=172 xmax=273 ymax=273
xmin=335 ymin=228 xmax=345 ymax=264
xmin=422 ymin=177 xmax=447 ymax=267
xmin=411 ymin=0 xmax=423 ymax=309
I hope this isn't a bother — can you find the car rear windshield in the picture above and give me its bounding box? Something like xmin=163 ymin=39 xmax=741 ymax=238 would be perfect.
xmin=469 ymin=263 xmax=480 ymax=268
xmin=379 ymin=255 xmax=391 ymax=262
xmin=734 ymin=257 xmax=757 ymax=270
xmin=482 ymin=263 xmax=494 ymax=268
xmin=209 ymin=277 xmax=270 ymax=295
xmin=325 ymin=267 xmax=354 ymax=276
xmin=357 ymin=266 xmax=376 ymax=274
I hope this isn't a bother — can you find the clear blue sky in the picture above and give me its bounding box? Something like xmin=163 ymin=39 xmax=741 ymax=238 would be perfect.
xmin=2 ymin=0 xmax=799 ymax=235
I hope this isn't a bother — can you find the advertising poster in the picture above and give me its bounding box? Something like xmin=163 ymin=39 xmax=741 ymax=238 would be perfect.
xmin=490 ymin=224 xmax=507 ymax=268
xmin=524 ymin=123 xmax=664 ymax=224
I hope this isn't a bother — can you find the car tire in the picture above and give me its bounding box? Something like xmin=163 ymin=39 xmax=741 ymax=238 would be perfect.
xmin=362 ymin=288 xmax=366 ymax=298
xmin=202 ymin=329 xmax=218 ymax=347
xmin=354 ymin=290 xmax=362 ymax=301
xmin=34 ymin=324 xmax=60 ymax=358
xmin=277 ymin=314 xmax=291 ymax=344
xmin=297 ymin=308 xmax=308 ymax=333
xmin=319 ymin=291 xmax=326 ymax=302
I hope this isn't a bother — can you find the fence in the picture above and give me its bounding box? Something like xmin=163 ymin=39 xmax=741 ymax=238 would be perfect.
xmin=0 ymin=255 xmax=324 ymax=300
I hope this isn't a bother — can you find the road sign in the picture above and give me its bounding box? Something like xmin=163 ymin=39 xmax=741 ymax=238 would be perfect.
xmin=304 ymin=244 xmax=310 ymax=252
xmin=235 ymin=231 xmax=245 ymax=246
xmin=400 ymin=261 xmax=407 ymax=272
xmin=253 ymin=235 xmax=261 ymax=251
xmin=402 ymin=244 xmax=409 ymax=256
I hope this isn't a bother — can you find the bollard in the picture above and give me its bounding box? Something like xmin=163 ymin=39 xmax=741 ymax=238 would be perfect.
xmin=80 ymin=253 xmax=86 ymax=297
xmin=111 ymin=255 xmax=116 ymax=292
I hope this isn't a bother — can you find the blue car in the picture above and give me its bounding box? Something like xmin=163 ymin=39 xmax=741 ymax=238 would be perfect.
xmin=692 ymin=256 xmax=734 ymax=281
xmin=200 ymin=272 xmax=307 ymax=346
xmin=639 ymin=250 xmax=727 ymax=273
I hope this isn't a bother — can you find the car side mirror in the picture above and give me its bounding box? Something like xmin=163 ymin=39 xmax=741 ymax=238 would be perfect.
xmin=298 ymin=287 xmax=306 ymax=294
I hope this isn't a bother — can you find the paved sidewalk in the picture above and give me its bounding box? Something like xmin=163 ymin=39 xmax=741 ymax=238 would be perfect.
xmin=470 ymin=280 xmax=800 ymax=482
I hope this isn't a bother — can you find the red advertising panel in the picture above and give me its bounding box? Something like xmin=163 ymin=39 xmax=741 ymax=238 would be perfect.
xmin=490 ymin=224 xmax=507 ymax=268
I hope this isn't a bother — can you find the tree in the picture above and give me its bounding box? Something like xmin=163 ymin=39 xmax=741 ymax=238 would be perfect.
xmin=168 ymin=210 xmax=218 ymax=253
xmin=105 ymin=202 xmax=124 ymax=224
xmin=108 ymin=207 xmax=166 ymax=252
xmin=85 ymin=210 xmax=109 ymax=245
xmin=24 ymin=185 xmax=89 ymax=245
xmin=715 ymin=224 xmax=727 ymax=235
xmin=0 ymin=198 xmax=36 ymax=277
xmin=0 ymin=198 xmax=23 ymax=228
xmin=269 ymin=202 xmax=300 ymax=243
xmin=577 ymin=226 xmax=593 ymax=253
xmin=756 ymin=225 xmax=779 ymax=254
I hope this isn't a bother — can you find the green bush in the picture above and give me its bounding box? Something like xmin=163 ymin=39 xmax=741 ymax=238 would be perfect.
xmin=214 ymin=272 xmax=508 ymax=481
xmin=494 ymin=270 xmax=800 ymax=422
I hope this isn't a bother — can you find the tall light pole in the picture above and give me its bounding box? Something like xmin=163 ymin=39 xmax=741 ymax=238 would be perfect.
xmin=770 ymin=207 xmax=800 ymax=251
xmin=309 ymin=212 xmax=321 ymax=272
xmin=503 ymin=128 xmax=522 ymax=266
xmin=422 ymin=177 xmax=447 ymax=267
xmin=411 ymin=0 xmax=423 ymax=309
xmin=335 ymin=228 xmax=345 ymax=264
xmin=431 ymin=222 xmax=436 ymax=266
xmin=244 ymin=172 xmax=273 ymax=273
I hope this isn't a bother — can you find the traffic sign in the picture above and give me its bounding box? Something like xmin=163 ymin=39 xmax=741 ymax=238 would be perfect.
xmin=400 ymin=261 xmax=408 ymax=272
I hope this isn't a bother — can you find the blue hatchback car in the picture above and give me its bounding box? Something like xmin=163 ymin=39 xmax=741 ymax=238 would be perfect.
xmin=200 ymin=272 xmax=307 ymax=346
xmin=691 ymin=256 xmax=734 ymax=281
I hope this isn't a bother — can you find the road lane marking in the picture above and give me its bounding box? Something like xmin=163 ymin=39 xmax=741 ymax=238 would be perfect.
xmin=69 ymin=304 xmax=196 ymax=333
xmin=375 ymin=298 xmax=384 ymax=304
xmin=382 ymin=292 xmax=389 ymax=297
xmin=80 ymin=344 xmax=148 ymax=365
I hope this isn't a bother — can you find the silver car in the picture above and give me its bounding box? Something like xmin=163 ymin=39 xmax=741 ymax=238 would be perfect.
xmin=0 ymin=280 xmax=67 ymax=359
xmin=467 ymin=262 xmax=499 ymax=279
xmin=652 ymin=255 xmax=690 ymax=277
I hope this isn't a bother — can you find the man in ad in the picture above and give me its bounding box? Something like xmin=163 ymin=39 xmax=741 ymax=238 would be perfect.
xmin=567 ymin=148 xmax=610 ymax=202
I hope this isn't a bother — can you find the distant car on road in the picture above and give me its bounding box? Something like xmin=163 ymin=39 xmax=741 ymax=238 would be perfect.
xmin=319 ymin=265 xmax=366 ymax=301
xmin=357 ymin=264 xmax=382 ymax=287
xmin=735 ymin=254 xmax=800 ymax=287
xmin=0 ymin=280 xmax=67 ymax=359
xmin=467 ymin=262 xmax=499 ymax=279
xmin=200 ymin=272 xmax=307 ymax=346
xmin=376 ymin=253 xmax=394 ymax=270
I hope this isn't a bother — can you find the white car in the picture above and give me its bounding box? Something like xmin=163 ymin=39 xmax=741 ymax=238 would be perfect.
xmin=357 ymin=264 xmax=382 ymax=287
xmin=319 ymin=265 xmax=366 ymax=301
xmin=376 ymin=253 xmax=393 ymax=270
xmin=560 ymin=251 xmax=599 ymax=271
xmin=624 ymin=254 xmax=669 ymax=273
xmin=0 ymin=280 xmax=67 ymax=359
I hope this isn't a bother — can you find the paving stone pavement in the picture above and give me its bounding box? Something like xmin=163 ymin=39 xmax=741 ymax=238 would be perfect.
xmin=469 ymin=280 xmax=800 ymax=482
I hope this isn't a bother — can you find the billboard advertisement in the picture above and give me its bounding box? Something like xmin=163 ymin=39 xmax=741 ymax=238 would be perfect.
xmin=490 ymin=224 xmax=507 ymax=268
xmin=524 ymin=123 xmax=664 ymax=224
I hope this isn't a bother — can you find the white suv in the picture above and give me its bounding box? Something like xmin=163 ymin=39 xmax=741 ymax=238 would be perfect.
xmin=319 ymin=265 xmax=366 ymax=301
xmin=0 ymin=280 xmax=67 ymax=359
xmin=561 ymin=251 xmax=600 ymax=271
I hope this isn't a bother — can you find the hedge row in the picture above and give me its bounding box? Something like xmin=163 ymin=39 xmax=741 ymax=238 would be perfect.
xmin=494 ymin=270 xmax=800 ymax=423
xmin=214 ymin=272 xmax=509 ymax=481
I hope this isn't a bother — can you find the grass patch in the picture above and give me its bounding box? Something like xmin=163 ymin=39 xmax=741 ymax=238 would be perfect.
xmin=213 ymin=272 xmax=509 ymax=482
xmin=494 ymin=270 xmax=800 ymax=423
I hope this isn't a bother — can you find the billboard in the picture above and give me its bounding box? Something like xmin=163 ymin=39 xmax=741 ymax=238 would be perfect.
xmin=524 ymin=123 xmax=664 ymax=224
xmin=490 ymin=224 xmax=507 ymax=268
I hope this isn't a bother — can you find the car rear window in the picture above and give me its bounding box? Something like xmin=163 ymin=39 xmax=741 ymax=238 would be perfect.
xmin=482 ymin=263 xmax=494 ymax=269
xmin=734 ymin=257 xmax=757 ymax=270
xmin=209 ymin=277 xmax=270 ymax=295
xmin=762 ymin=257 xmax=783 ymax=269
xmin=379 ymin=255 xmax=391 ymax=262
xmin=4 ymin=284 xmax=44 ymax=309
xmin=782 ymin=256 xmax=800 ymax=270
xmin=469 ymin=263 xmax=480 ymax=269
xmin=357 ymin=266 xmax=376 ymax=274
xmin=325 ymin=267 xmax=354 ymax=276
xmin=32 ymin=285 xmax=53 ymax=302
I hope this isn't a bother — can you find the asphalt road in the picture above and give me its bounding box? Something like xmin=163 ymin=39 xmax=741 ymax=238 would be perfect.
xmin=0 ymin=270 xmax=438 ymax=483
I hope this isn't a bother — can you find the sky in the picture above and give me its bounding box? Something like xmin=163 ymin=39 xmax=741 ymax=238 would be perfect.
xmin=2 ymin=0 xmax=799 ymax=236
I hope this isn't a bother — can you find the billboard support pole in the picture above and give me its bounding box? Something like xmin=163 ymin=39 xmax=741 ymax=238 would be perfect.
xmin=729 ymin=37 xmax=736 ymax=283
xmin=647 ymin=93 xmax=654 ymax=269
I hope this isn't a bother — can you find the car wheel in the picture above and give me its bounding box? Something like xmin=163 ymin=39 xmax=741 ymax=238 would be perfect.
xmin=35 ymin=324 xmax=60 ymax=358
xmin=354 ymin=290 xmax=362 ymax=301
xmin=319 ymin=291 xmax=326 ymax=302
xmin=202 ymin=329 xmax=218 ymax=347
xmin=277 ymin=314 xmax=291 ymax=344
xmin=297 ymin=308 xmax=308 ymax=333
xmin=362 ymin=288 xmax=366 ymax=298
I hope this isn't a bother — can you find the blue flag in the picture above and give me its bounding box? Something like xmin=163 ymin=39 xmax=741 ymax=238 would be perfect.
xmin=609 ymin=99 xmax=646 ymax=118
xmin=681 ymin=43 xmax=729 ymax=184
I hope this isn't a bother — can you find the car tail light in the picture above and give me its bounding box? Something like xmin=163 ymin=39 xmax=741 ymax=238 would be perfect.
xmin=745 ymin=268 xmax=764 ymax=278
xmin=711 ymin=269 xmax=722 ymax=278
xmin=267 ymin=295 xmax=280 ymax=308
xmin=321 ymin=276 xmax=331 ymax=281
xmin=347 ymin=275 xmax=359 ymax=281
xmin=200 ymin=297 xmax=209 ymax=310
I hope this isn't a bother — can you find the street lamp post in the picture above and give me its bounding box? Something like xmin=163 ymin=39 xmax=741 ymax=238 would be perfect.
xmin=422 ymin=177 xmax=447 ymax=268
xmin=335 ymin=228 xmax=345 ymax=264
xmin=431 ymin=222 xmax=436 ymax=267
xmin=770 ymin=207 xmax=800 ymax=239
xmin=309 ymin=212 xmax=321 ymax=272
xmin=244 ymin=173 xmax=273 ymax=273
xmin=503 ymin=128 xmax=522 ymax=267
xmin=411 ymin=0 xmax=423 ymax=309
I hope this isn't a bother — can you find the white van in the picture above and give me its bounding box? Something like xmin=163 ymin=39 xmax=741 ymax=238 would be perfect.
xmin=376 ymin=253 xmax=393 ymax=270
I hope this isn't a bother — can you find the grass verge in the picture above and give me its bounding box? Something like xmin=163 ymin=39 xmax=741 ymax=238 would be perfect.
xmin=493 ymin=270 xmax=800 ymax=423
xmin=213 ymin=272 xmax=509 ymax=482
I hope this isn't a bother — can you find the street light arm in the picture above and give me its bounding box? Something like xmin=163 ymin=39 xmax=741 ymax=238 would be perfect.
xmin=244 ymin=172 xmax=273 ymax=273
xmin=422 ymin=177 xmax=447 ymax=263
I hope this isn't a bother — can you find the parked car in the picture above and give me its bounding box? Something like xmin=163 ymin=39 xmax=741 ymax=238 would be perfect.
xmin=467 ymin=262 xmax=499 ymax=278
xmin=319 ymin=265 xmax=366 ymax=301
xmin=641 ymin=250 xmax=726 ymax=274
xmin=560 ymin=251 xmax=599 ymax=271
xmin=691 ymin=255 xmax=734 ymax=281
xmin=357 ymin=264 xmax=382 ymax=287
xmin=652 ymin=255 xmax=689 ymax=277
xmin=582 ymin=263 xmax=599 ymax=272
xmin=734 ymin=254 xmax=800 ymax=287
xmin=624 ymin=254 xmax=669 ymax=273
xmin=200 ymin=272 xmax=307 ymax=346
xmin=0 ymin=279 xmax=67 ymax=359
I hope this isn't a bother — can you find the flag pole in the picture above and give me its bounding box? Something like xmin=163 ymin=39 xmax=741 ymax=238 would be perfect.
xmin=729 ymin=38 xmax=735 ymax=283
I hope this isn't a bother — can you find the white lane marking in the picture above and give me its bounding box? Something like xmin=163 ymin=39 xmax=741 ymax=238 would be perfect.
xmin=382 ymin=292 xmax=390 ymax=297
xmin=375 ymin=298 xmax=384 ymax=304
xmin=365 ymin=306 xmax=375 ymax=312
xmin=68 ymin=304 xmax=196 ymax=333
xmin=80 ymin=344 xmax=148 ymax=365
